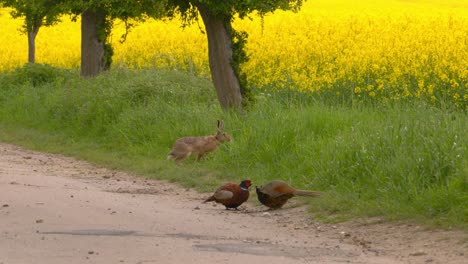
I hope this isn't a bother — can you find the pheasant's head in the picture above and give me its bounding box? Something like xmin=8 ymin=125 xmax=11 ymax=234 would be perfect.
xmin=240 ymin=180 xmax=252 ymax=190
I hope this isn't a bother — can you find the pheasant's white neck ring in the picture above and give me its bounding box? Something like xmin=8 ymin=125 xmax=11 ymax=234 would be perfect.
xmin=240 ymin=187 xmax=249 ymax=191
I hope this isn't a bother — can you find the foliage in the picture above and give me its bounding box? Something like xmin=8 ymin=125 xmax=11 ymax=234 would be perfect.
xmin=230 ymin=29 xmax=251 ymax=105
xmin=1 ymin=62 xmax=73 ymax=86
xmin=0 ymin=0 xmax=64 ymax=33
xmin=64 ymin=0 xmax=167 ymax=20
xmin=165 ymin=0 xmax=303 ymax=23
xmin=0 ymin=66 xmax=466 ymax=228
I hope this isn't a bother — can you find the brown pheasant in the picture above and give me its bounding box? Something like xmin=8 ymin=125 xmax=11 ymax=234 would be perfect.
xmin=203 ymin=180 xmax=252 ymax=210
xmin=256 ymin=180 xmax=321 ymax=209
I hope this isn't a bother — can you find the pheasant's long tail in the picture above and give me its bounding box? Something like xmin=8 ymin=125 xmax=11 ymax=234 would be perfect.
xmin=203 ymin=196 xmax=215 ymax=203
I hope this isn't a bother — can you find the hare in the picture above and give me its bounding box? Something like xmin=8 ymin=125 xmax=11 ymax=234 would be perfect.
xmin=167 ymin=120 xmax=232 ymax=163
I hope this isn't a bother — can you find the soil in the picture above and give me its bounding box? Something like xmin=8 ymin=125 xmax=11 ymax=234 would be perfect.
xmin=0 ymin=143 xmax=466 ymax=264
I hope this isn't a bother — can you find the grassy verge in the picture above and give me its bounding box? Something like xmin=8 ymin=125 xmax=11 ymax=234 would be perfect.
xmin=0 ymin=64 xmax=466 ymax=228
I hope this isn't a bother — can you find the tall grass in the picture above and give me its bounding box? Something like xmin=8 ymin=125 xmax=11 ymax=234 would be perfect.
xmin=0 ymin=64 xmax=466 ymax=228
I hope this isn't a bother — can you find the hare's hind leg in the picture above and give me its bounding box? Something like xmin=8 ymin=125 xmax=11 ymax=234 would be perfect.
xmin=175 ymin=151 xmax=191 ymax=163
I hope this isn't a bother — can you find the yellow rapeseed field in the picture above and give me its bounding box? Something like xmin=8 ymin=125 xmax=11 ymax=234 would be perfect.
xmin=1 ymin=0 xmax=467 ymax=108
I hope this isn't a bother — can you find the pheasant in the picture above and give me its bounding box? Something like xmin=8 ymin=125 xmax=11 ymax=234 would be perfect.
xmin=256 ymin=180 xmax=321 ymax=209
xmin=203 ymin=180 xmax=252 ymax=210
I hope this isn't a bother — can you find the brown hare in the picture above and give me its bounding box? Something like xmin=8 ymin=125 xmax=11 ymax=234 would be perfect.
xmin=167 ymin=120 xmax=231 ymax=163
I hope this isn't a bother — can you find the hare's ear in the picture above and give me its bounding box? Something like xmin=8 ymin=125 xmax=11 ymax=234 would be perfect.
xmin=217 ymin=120 xmax=224 ymax=131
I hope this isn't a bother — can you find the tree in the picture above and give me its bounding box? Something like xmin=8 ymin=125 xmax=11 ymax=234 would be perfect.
xmin=1 ymin=0 xmax=64 ymax=63
xmin=165 ymin=0 xmax=304 ymax=110
xmin=79 ymin=6 xmax=111 ymax=77
xmin=64 ymin=0 xmax=167 ymax=77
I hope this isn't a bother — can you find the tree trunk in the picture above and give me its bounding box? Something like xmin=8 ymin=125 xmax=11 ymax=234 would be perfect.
xmin=27 ymin=19 xmax=42 ymax=63
xmin=196 ymin=4 xmax=243 ymax=110
xmin=81 ymin=9 xmax=106 ymax=77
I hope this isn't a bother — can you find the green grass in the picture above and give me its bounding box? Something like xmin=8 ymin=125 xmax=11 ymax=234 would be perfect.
xmin=0 ymin=63 xmax=467 ymax=228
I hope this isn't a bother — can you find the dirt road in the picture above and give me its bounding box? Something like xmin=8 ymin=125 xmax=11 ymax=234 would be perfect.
xmin=0 ymin=143 xmax=466 ymax=264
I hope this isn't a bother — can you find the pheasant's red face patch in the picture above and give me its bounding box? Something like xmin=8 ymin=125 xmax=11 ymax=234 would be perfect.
xmin=243 ymin=180 xmax=252 ymax=187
